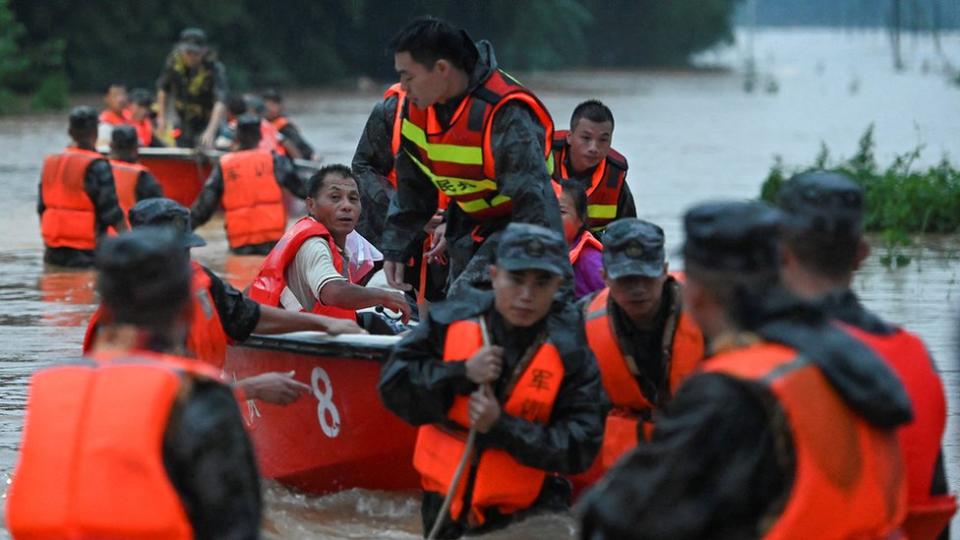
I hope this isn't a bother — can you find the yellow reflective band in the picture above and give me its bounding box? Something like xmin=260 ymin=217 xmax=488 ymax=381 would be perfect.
xmin=458 ymin=194 xmax=511 ymax=213
xmin=406 ymin=151 xmax=498 ymax=196
xmin=587 ymin=204 xmax=617 ymax=219
xmin=401 ymin=119 xmax=483 ymax=165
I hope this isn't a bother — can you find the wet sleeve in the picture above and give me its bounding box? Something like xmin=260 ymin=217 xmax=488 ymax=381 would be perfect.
xmin=163 ymin=381 xmax=262 ymax=540
xmin=135 ymin=170 xmax=165 ymax=201
xmin=212 ymin=62 xmax=229 ymax=103
xmin=190 ymin=165 xmax=225 ymax=227
xmin=378 ymin=316 xmax=476 ymax=425
xmin=489 ymin=101 xmax=563 ymax=233
xmin=84 ymin=159 xmax=125 ymax=229
xmin=274 ymin=154 xmax=305 ymax=198
xmin=484 ymin=328 xmax=608 ymax=475
xmin=578 ymin=373 xmax=792 ymax=540
xmin=351 ymin=97 xmax=398 ymax=247
xmin=204 ymin=268 xmax=261 ymax=342
xmin=617 ymin=179 xmax=637 ymax=219
xmin=280 ymin=124 xmax=315 ymax=160
xmin=381 ymin=143 xmax=438 ymax=262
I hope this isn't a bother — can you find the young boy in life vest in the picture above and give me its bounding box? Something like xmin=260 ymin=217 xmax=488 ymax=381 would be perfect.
xmin=190 ymin=114 xmax=305 ymax=255
xmin=38 ymin=106 xmax=128 ymax=268
xmin=580 ymin=201 xmax=913 ymax=540
xmin=550 ymin=100 xmax=636 ymax=236
xmin=571 ymin=218 xmax=703 ymax=492
xmin=7 ymin=228 xmax=261 ymax=539
xmin=776 ymin=170 xmax=955 ymax=539
xmin=379 ymin=222 xmax=607 ymax=539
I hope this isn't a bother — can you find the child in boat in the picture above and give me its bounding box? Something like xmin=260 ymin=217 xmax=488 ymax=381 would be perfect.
xmin=559 ymin=182 xmax=604 ymax=299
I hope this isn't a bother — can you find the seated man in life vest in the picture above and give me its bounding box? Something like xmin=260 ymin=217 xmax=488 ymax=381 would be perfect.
xmin=379 ymin=223 xmax=607 ymax=539
xmin=84 ymin=198 xmax=365 ymax=405
xmin=96 ymin=82 xmax=131 ymax=147
xmin=776 ymin=170 xmax=955 ymax=539
xmin=249 ymin=164 xmax=411 ymax=323
xmin=38 ymin=106 xmax=127 ymax=268
xmin=551 ymin=100 xmax=636 ymax=236
xmin=191 ymin=114 xmax=305 ymax=255
xmin=263 ymin=89 xmax=317 ymax=160
xmin=128 ymin=87 xmax=158 ymax=147
xmin=108 ymin=125 xmax=164 ymax=218
xmin=7 ymin=228 xmax=261 ymax=539
xmin=559 ymin=181 xmax=604 ymax=298
xmin=580 ymin=201 xmax=913 ymax=540
xmin=571 ymin=217 xmax=703 ymax=491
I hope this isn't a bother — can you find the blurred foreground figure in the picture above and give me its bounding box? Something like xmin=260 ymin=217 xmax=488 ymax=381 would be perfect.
xmin=777 ymin=170 xmax=956 ymax=540
xmin=580 ymin=201 xmax=912 ymax=540
xmin=379 ymin=223 xmax=607 ymax=538
xmin=6 ymin=228 xmax=261 ymax=539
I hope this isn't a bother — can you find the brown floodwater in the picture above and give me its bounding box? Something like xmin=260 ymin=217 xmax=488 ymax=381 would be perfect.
xmin=1 ymin=28 xmax=959 ymax=538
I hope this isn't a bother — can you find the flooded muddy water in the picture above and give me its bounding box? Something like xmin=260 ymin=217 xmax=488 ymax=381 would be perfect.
xmin=1 ymin=28 xmax=959 ymax=538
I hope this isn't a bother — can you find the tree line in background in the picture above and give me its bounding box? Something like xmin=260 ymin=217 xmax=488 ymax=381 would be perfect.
xmin=1 ymin=0 xmax=741 ymax=113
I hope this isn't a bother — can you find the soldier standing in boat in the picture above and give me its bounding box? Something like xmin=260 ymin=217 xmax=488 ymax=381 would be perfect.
xmin=38 ymin=106 xmax=127 ymax=268
xmin=7 ymin=228 xmax=261 ymax=539
xmin=380 ymin=17 xmax=565 ymax=299
xmin=580 ymin=201 xmax=912 ymax=539
xmin=155 ymin=28 xmax=228 ymax=149
xmin=776 ymin=170 xmax=956 ymax=538
xmin=379 ymin=223 xmax=607 ymax=538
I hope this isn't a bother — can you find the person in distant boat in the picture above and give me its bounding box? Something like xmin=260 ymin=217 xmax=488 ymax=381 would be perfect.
xmin=580 ymin=201 xmax=911 ymax=540
xmin=156 ymin=27 xmax=228 ymax=149
xmin=6 ymin=228 xmax=262 ymax=539
xmin=776 ymin=170 xmax=956 ymax=540
xmin=221 ymin=94 xmax=289 ymax=155
xmin=108 ymin=125 xmax=164 ymax=218
xmin=128 ymin=87 xmax=158 ymax=147
xmin=38 ymin=106 xmax=127 ymax=268
xmin=249 ymin=164 xmax=411 ymax=325
xmin=82 ymin=197 xmax=364 ymax=405
xmin=381 ymin=17 xmax=565 ymax=300
xmin=559 ymin=181 xmax=604 ymax=298
xmin=190 ymin=114 xmax=304 ymax=255
xmin=97 ymin=83 xmax=131 ymax=147
xmin=550 ymin=100 xmax=635 ymax=236
xmin=263 ymin=89 xmax=317 ymax=160
xmin=571 ymin=218 xmax=703 ymax=490
xmin=379 ymin=223 xmax=607 ymax=539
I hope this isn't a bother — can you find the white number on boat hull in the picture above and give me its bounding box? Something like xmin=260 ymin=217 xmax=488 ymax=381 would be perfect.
xmin=311 ymin=367 xmax=341 ymax=438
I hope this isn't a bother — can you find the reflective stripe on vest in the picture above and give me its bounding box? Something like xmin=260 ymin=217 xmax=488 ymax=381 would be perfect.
xmin=841 ymin=323 xmax=956 ymax=539
xmin=220 ymin=149 xmax=287 ymax=248
xmin=40 ymin=148 xmax=102 ymax=250
xmin=109 ymin=159 xmax=148 ymax=218
xmin=384 ymin=83 xmax=405 ymax=188
xmin=704 ymin=343 xmax=907 ymax=539
xmin=584 ymin=286 xmax=703 ymax=467
xmin=400 ymin=69 xmax=554 ymax=220
xmin=249 ymin=216 xmax=356 ymax=320
xmin=412 ymin=318 xmax=564 ymax=524
xmin=550 ymin=130 xmax=627 ymax=233
xmin=5 ymin=353 xmax=220 ymax=539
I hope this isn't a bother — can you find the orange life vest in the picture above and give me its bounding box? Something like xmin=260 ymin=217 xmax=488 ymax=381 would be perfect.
xmin=550 ymin=130 xmax=628 ymax=233
xmin=249 ymin=216 xmax=356 ymax=320
xmin=219 ymin=148 xmax=287 ymax=249
xmin=704 ymin=342 xmax=907 ymax=539
xmin=400 ymin=70 xmax=554 ymax=221
xmin=5 ymin=351 xmax=222 ymax=539
xmin=384 ymin=83 xmax=406 ymax=188
xmin=568 ymin=230 xmax=602 ymax=265
xmin=842 ymin=324 xmax=956 ymax=540
xmin=81 ymin=261 xmax=230 ymax=370
xmin=413 ymin=318 xmax=565 ymax=525
xmin=583 ymin=286 xmax=703 ymax=468
xmin=40 ymin=147 xmax=103 ymax=250
xmin=108 ymin=159 xmax=148 ymax=218
xmin=270 ymin=116 xmax=290 ymax=132
xmin=132 ymin=117 xmax=153 ymax=147
xmin=98 ymin=109 xmax=130 ymax=126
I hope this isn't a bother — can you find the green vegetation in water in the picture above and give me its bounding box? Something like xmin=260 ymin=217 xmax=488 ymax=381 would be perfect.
xmin=0 ymin=0 xmax=67 ymax=114
xmin=759 ymin=126 xmax=960 ymax=266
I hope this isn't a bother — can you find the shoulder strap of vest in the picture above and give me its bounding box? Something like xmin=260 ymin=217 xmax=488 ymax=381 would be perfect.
xmin=605 ymin=147 xmax=628 ymax=171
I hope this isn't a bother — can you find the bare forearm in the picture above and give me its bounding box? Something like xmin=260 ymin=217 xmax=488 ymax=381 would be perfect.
xmin=253 ymin=305 xmax=328 ymax=334
xmin=156 ymin=90 xmax=168 ymax=123
xmin=320 ymin=281 xmax=397 ymax=310
xmin=206 ymin=102 xmax=226 ymax=133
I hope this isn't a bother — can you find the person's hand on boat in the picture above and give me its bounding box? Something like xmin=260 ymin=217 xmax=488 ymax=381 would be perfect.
xmin=378 ymin=289 xmax=412 ymax=323
xmin=465 ymin=346 xmax=504 ymax=384
xmin=199 ymin=126 xmax=217 ymax=149
xmin=321 ymin=317 xmax=367 ymax=336
xmin=468 ymin=384 xmax=500 ymax=434
xmin=238 ymin=371 xmax=311 ymax=405
xmin=383 ymin=261 xmax=412 ymax=292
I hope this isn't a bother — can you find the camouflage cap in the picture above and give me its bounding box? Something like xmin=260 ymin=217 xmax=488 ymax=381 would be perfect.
xmin=683 ymin=200 xmax=782 ymax=274
xmin=496 ymin=223 xmax=568 ymax=277
xmin=128 ymin=198 xmax=206 ymax=249
xmin=601 ymin=218 xmax=666 ymax=279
